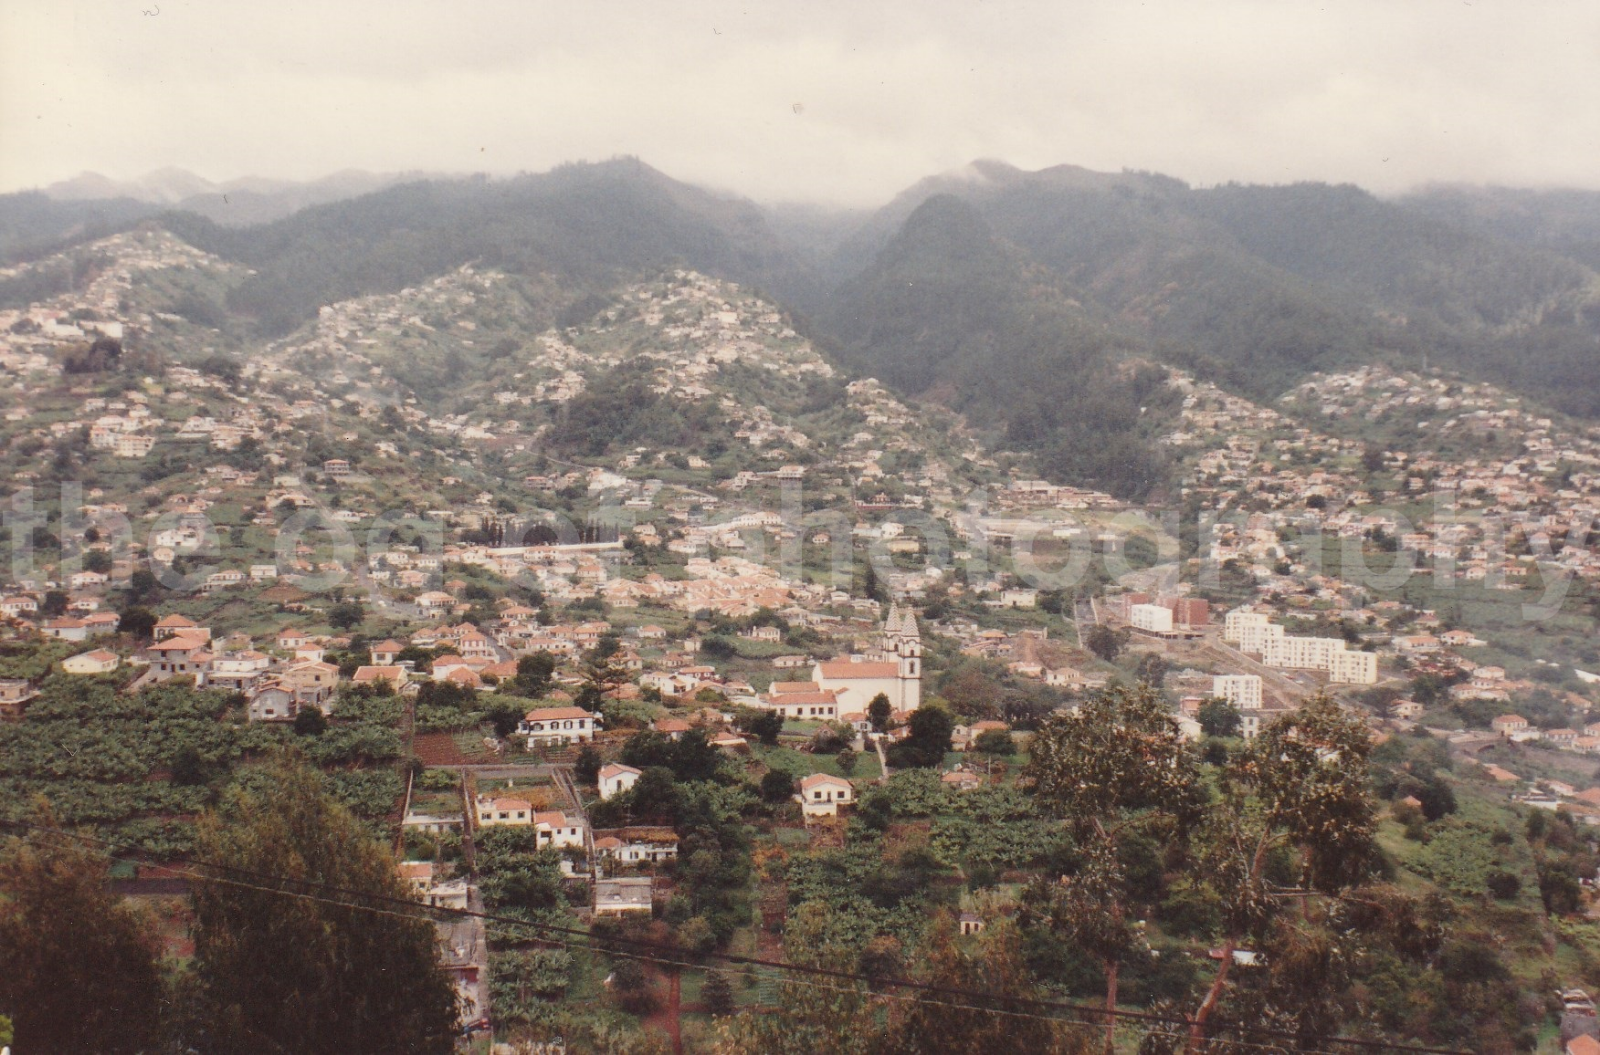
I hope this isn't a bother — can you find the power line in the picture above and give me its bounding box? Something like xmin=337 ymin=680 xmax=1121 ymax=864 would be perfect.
xmin=0 ymin=818 xmax=1468 ymax=1055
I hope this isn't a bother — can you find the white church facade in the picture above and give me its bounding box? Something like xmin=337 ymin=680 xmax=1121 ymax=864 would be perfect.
xmin=811 ymin=603 xmax=923 ymax=712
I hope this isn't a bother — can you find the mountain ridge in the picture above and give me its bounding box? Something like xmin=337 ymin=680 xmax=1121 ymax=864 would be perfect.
xmin=8 ymin=154 xmax=1600 ymax=489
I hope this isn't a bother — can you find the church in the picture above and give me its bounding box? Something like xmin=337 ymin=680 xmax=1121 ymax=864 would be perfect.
xmin=811 ymin=603 xmax=922 ymax=713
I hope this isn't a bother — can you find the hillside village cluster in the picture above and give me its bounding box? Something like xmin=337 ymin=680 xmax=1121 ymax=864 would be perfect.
xmin=8 ymin=226 xmax=1600 ymax=1039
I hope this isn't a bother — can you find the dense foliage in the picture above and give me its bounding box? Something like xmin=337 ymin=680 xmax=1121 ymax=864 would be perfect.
xmin=188 ymin=760 xmax=459 ymax=1055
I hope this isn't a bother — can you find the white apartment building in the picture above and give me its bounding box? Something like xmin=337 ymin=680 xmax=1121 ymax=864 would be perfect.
xmin=1212 ymin=674 xmax=1263 ymax=710
xmin=1224 ymin=608 xmax=1379 ymax=685
xmin=1261 ymin=634 xmax=1342 ymax=671
xmin=1328 ymin=649 xmax=1379 ymax=684
xmin=1223 ymin=609 xmax=1270 ymax=644
xmin=1130 ymin=603 xmax=1174 ymax=634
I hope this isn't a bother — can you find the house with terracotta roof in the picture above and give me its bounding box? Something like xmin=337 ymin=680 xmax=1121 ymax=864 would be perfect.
xmin=41 ymin=617 xmax=89 ymax=642
xmin=275 ymin=626 xmax=309 ymax=651
xmin=147 ymin=634 xmax=212 ymax=679
xmin=654 ymin=717 xmax=692 ymax=740
xmin=352 ymin=665 xmax=409 ymax=692
xmin=534 ymin=809 xmax=587 ymax=850
xmin=370 ymin=639 xmax=405 ymax=665
xmin=756 ymin=683 xmax=840 ymax=720
xmin=796 ymin=773 xmax=854 ymax=818
xmin=953 ymin=720 xmax=1010 ymax=751
xmin=593 ymin=827 xmax=678 ymax=864
xmin=61 ymin=649 xmax=120 ymax=676
xmin=475 ymin=796 xmax=533 ymax=827
xmin=155 ymin=613 xmax=208 ymax=642
xmin=1565 ymin=1033 xmax=1600 ymax=1055
xmin=1492 ymin=714 xmax=1533 ymax=739
xmin=942 ymin=769 xmax=984 ymax=791
xmin=83 ymin=611 xmax=121 ymax=635
xmin=518 ymin=706 xmax=594 ymax=747
xmin=440 ymin=666 xmax=483 ymax=689
xmin=246 ymin=685 xmax=296 ymax=723
xmin=479 ymin=659 xmax=520 ymax=683
xmin=396 ymin=861 xmax=469 ymax=910
xmin=280 ymin=660 xmax=339 ymax=708
xmin=598 ymin=763 xmax=641 ymax=800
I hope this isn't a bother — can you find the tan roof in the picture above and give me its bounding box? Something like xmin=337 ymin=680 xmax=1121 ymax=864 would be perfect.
xmin=599 ymin=763 xmax=641 ymax=779
xmin=481 ymin=797 xmax=531 ymax=811
xmin=770 ymin=680 xmax=824 ymax=695
xmin=535 ymin=810 xmax=576 ymax=827
xmin=525 ymin=706 xmax=590 ymax=721
xmin=372 ymin=639 xmax=404 ymax=652
xmin=156 ymin=614 xmax=197 ymax=627
xmin=799 ymin=773 xmax=851 ymax=790
xmin=149 ymin=634 xmax=208 ymax=652
xmin=766 ymin=691 xmax=837 ymax=705
xmin=817 ymin=661 xmax=900 ymax=680
xmin=1568 ymin=1035 xmax=1600 ymax=1055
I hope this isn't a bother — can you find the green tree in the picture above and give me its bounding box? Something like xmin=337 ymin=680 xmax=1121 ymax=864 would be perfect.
xmin=867 ymin=692 xmax=894 ymax=733
xmin=760 ymin=769 xmax=795 ymax=804
xmin=514 ymin=651 xmax=556 ymax=697
xmin=702 ymin=969 xmax=735 ymax=1017
xmin=0 ymin=816 xmax=166 ymax=1054
xmin=836 ymin=746 xmax=858 ymax=776
xmin=884 ymin=915 xmax=1083 ymax=1055
xmin=574 ymin=743 xmax=603 ymax=786
xmin=1132 ymin=651 xmax=1167 ymax=685
xmin=1183 ymin=696 xmax=1376 ymax=1052
xmin=1024 ymin=683 xmax=1204 ymax=1055
xmin=972 ymin=728 xmax=1016 ymax=756
xmin=744 ymin=709 xmax=784 ymax=746
xmin=889 ymin=705 xmax=954 ymax=768
xmin=293 ymin=707 xmax=328 ymax=736
xmin=580 ymin=633 xmax=628 ymax=708
xmin=1085 ymin=624 xmax=1129 ymax=663
xmin=189 ymin=759 xmax=458 ymax=1054
xmin=1197 ymin=698 xmax=1242 ymax=738
xmin=327 ymin=599 xmax=365 ymax=630
xmin=118 ymin=604 xmax=158 ymax=640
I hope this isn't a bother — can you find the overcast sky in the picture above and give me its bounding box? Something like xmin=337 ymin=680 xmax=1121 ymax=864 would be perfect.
xmin=2 ymin=0 xmax=1598 ymax=206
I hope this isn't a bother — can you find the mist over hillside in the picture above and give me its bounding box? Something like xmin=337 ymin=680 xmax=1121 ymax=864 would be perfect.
xmin=6 ymin=156 xmax=1600 ymax=493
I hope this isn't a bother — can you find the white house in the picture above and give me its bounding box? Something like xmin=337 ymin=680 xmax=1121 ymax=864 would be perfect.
xmin=475 ymin=796 xmax=534 ymax=827
xmin=534 ymin=809 xmax=587 ymax=850
xmin=61 ymin=649 xmax=120 ymax=675
xmin=518 ymin=706 xmax=595 ymax=748
xmin=598 ymin=763 xmax=641 ymax=800
xmin=796 ymin=773 xmax=855 ymax=818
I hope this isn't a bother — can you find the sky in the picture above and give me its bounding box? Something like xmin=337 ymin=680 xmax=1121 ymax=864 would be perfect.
xmin=2 ymin=0 xmax=1599 ymax=207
